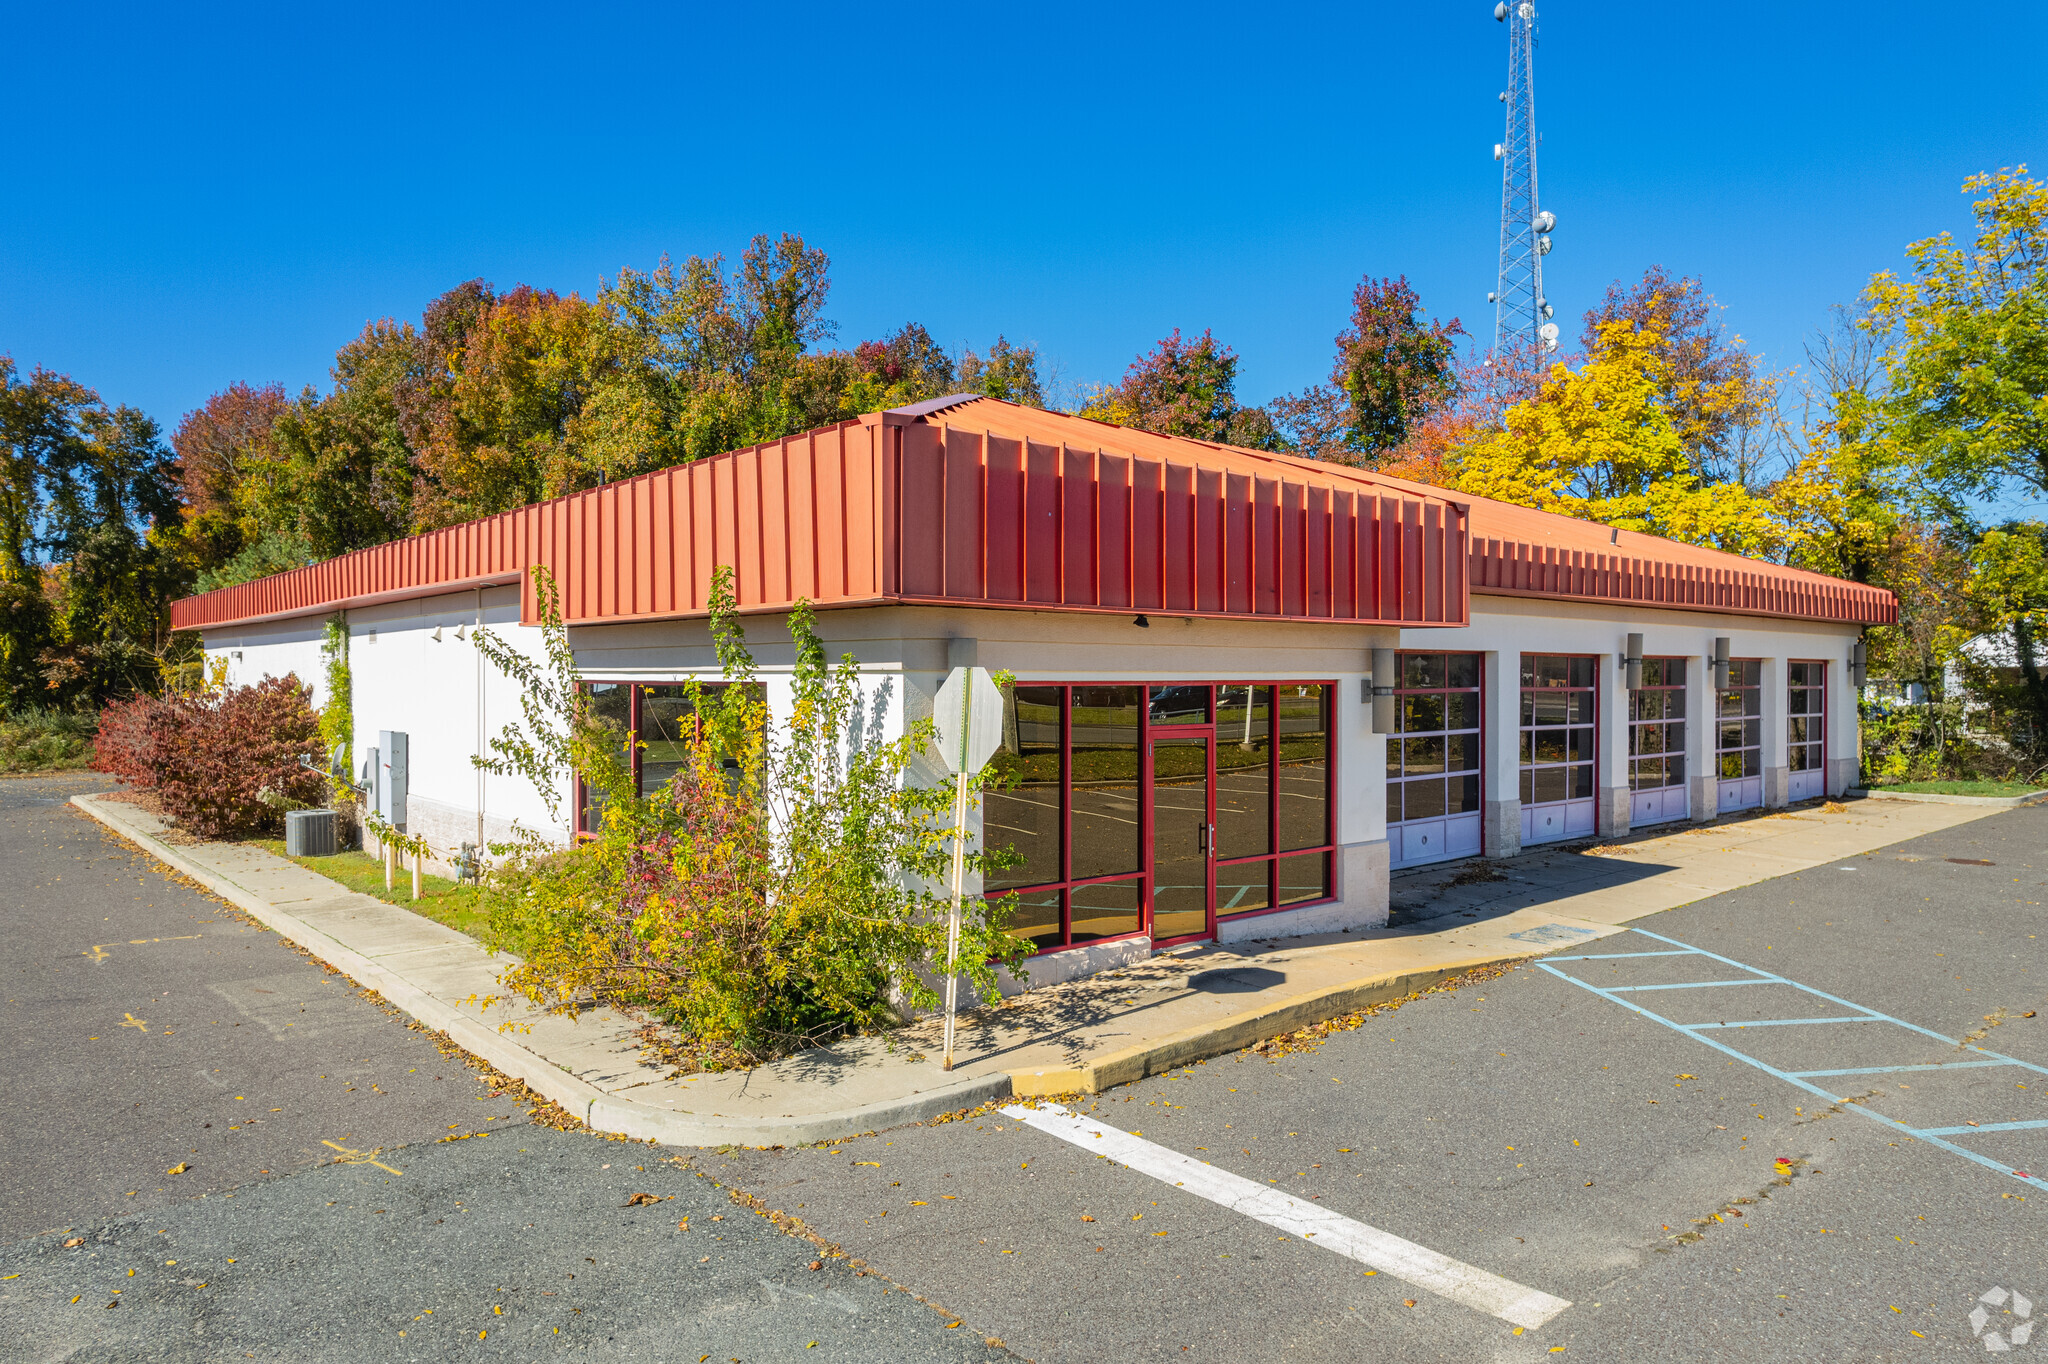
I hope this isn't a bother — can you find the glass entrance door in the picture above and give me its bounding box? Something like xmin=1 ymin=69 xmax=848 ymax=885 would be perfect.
xmin=1149 ymin=732 xmax=1214 ymax=944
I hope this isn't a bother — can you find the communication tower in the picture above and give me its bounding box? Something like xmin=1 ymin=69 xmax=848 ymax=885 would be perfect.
xmin=1487 ymin=1 xmax=1558 ymax=361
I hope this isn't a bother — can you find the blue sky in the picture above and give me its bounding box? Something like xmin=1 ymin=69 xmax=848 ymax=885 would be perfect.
xmin=3 ymin=1 xmax=2043 ymax=434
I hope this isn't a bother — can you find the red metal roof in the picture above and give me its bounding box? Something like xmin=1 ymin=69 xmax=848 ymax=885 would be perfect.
xmin=170 ymin=398 xmax=1893 ymax=632
xmin=169 ymin=402 xmax=1471 ymax=632
xmin=956 ymin=402 xmax=1895 ymax=626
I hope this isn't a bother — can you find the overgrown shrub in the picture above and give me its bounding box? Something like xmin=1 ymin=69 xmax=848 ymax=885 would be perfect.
xmin=473 ymin=567 xmax=1028 ymax=1069
xmin=0 ymin=708 xmax=98 ymax=773
xmin=94 ymin=675 xmax=326 ymax=838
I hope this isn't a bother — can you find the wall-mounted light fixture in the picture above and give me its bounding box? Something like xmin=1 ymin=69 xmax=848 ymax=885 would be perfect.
xmin=1367 ymin=647 xmax=1397 ymax=733
xmin=1133 ymin=615 xmax=1150 ymax=628
xmin=431 ymin=626 xmax=444 ymax=643
xmin=1849 ymin=639 xmax=1867 ymax=689
xmin=1712 ymin=637 xmax=1732 ymax=691
xmin=1623 ymin=633 xmax=1644 ymax=691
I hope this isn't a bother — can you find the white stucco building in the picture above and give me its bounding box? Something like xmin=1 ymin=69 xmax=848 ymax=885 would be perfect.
xmin=177 ymin=397 xmax=1893 ymax=987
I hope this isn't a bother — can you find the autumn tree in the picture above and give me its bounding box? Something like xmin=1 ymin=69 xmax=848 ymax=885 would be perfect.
xmin=1416 ymin=322 xmax=1791 ymax=557
xmin=1851 ymin=167 xmax=2048 ymax=750
xmin=1080 ymin=329 xmax=1279 ymax=448
xmin=959 ymin=336 xmax=1045 ymax=407
xmin=0 ymin=357 xmax=186 ymax=709
xmin=1580 ymin=267 xmax=1778 ymax=485
xmin=1864 ymin=168 xmax=2048 ymax=514
xmin=1330 ymin=276 xmax=1464 ymax=454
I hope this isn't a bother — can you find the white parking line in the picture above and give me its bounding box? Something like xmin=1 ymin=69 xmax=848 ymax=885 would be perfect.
xmin=1001 ymin=1104 xmax=1571 ymax=1330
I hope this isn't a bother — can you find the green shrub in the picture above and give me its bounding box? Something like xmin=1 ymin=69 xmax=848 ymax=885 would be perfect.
xmin=0 ymin=708 xmax=98 ymax=773
xmin=473 ymin=567 xmax=1028 ymax=1069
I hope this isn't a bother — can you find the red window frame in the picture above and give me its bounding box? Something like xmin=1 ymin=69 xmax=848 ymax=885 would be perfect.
xmin=983 ymin=682 xmax=1337 ymax=955
xmin=1386 ymin=651 xmax=1485 ymax=829
xmin=1519 ymin=653 xmax=1599 ymax=808
xmin=1627 ymin=657 xmax=1689 ymax=793
xmin=1787 ymin=659 xmax=1828 ymax=775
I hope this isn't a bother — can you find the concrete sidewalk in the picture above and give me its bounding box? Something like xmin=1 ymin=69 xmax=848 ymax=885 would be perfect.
xmin=73 ymin=789 xmax=2004 ymax=1150
xmin=1389 ymin=791 xmax=2010 ymax=928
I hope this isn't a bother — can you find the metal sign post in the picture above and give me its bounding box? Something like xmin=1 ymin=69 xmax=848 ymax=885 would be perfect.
xmin=931 ymin=665 xmax=1001 ymax=1073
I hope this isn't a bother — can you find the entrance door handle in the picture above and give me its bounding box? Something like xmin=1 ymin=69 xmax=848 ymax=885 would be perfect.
xmin=1198 ymin=821 xmax=1215 ymax=855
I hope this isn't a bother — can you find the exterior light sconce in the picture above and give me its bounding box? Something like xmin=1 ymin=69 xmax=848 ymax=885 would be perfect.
xmin=431 ymin=626 xmax=444 ymax=642
xmin=453 ymin=624 xmax=466 ymax=642
xmin=1623 ymin=633 xmax=1644 ymax=691
xmin=1133 ymin=615 xmax=1150 ymax=628
xmin=1849 ymin=639 xmax=1867 ymax=689
xmin=1366 ymin=647 xmax=1397 ymax=734
xmin=1712 ymin=637 xmax=1732 ymax=691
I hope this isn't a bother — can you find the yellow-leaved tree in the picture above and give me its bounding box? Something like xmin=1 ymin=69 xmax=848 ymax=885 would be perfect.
xmin=1419 ymin=322 xmax=1794 ymax=558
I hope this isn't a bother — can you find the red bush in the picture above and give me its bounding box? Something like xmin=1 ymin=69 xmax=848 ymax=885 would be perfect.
xmin=93 ymin=676 xmax=326 ymax=839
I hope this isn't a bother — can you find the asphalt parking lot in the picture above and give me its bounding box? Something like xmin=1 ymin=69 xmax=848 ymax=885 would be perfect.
xmin=2 ymin=775 xmax=1004 ymax=1363
xmin=706 ymin=805 xmax=2048 ymax=1361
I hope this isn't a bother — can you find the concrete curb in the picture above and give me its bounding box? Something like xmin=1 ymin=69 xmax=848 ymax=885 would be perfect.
xmin=1009 ymin=958 xmax=1523 ymax=1096
xmin=72 ymin=792 xmax=1552 ymax=1145
xmin=72 ymin=794 xmax=1011 ymax=1148
xmin=1849 ymin=787 xmax=2048 ymax=809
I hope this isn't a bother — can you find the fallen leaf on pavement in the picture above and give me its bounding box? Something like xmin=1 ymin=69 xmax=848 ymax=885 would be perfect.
xmin=63 ymin=1238 xmax=84 ymax=1249
xmin=622 ymin=1193 xmax=665 ymax=1207
xmin=167 ymin=1164 xmax=189 ymax=1175
xmin=1403 ymin=1299 xmax=1417 ymax=1307
xmin=1080 ymin=1215 xmax=1095 ymax=1222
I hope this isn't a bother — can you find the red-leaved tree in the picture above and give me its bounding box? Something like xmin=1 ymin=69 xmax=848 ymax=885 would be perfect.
xmin=94 ymin=676 xmax=325 ymax=838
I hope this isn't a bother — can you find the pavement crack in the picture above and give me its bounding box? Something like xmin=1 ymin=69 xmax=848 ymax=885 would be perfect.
xmin=1659 ymin=1156 xmax=1808 ymax=1251
xmin=1792 ymin=1090 xmax=1879 ymax=1126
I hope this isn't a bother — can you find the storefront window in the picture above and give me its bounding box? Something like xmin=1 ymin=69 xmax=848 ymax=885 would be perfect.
xmin=1069 ymin=687 xmax=1144 ymax=884
xmin=984 ymin=681 xmax=1334 ymax=954
xmin=576 ymin=680 xmax=744 ymax=833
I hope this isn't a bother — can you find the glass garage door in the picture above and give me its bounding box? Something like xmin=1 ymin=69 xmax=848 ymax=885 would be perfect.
xmin=1628 ymin=658 xmax=1688 ymax=826
xmin=1521 ymin=654 xmax=1596 ymax=845
xmin=1387 ymin=652 xmax=1483 ymax=869
xmin=1787 ymin=661 xmax=1827 ymax=803
xmin=1716 ymin=660 xmax=1763 ymax=812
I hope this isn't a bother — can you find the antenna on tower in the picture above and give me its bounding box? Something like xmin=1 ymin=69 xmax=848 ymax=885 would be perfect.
xmin=1490 ymin=0 xmax=1557 ymax=365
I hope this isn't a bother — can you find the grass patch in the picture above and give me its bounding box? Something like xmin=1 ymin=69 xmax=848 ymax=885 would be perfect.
xmin=251 ymin=839 xmax=490 ymax=940
xmin=1872 ymin=779 xmax=2044 ymax=797
xmin=0 ymin=708 xmax=97 ymax=773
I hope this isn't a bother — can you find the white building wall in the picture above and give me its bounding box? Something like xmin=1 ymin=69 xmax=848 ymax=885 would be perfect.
xmin=204 ymin=586 xmax=1864 ymax=988
xmin=1399 ymin=596 xmax=1863 ymax=858
xmin=208 ymin=617 xmax=327 ymax=702
xmin=204 ymin=585 xmax=570 ymax=876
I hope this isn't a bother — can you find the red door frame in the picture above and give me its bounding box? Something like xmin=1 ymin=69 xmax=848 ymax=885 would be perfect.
xmin=1146 ymin=721 xmax=1217 ymax=948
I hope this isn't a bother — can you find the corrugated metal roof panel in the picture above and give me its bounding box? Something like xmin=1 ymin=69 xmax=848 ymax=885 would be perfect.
xmin=170 ymin=409 xmax=1467 ymax=632
xmin=168 ymin=397 xmax=1891 ymax=632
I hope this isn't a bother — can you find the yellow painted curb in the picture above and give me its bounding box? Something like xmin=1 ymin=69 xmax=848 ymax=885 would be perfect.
xmin=1005 ymin=952 xmax=1529 ymax=1096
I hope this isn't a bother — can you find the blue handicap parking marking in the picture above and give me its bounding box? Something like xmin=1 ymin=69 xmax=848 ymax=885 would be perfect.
xmin=1506 ymin=922 xmax=1601 ymax=946
xmin=1538 ymin=928 xmax=2048 ymax=1186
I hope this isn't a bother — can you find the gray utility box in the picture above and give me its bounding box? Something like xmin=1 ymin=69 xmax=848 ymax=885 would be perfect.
xmin=285 ymin=808 xmax=338 ymax=858
xmin=376 ymin=730 xmax=408 ymax=827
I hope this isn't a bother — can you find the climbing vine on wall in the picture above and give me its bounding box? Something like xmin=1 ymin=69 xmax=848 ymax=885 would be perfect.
xmin=319 ymin=613 xmax=352 ymax=778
